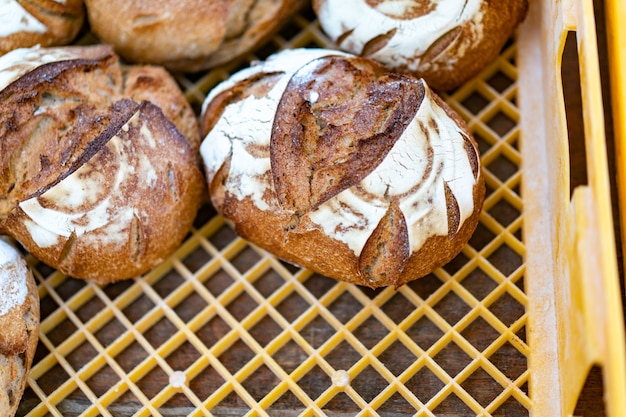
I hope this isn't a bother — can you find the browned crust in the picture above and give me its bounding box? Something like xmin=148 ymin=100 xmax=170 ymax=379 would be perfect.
xmin=216 ymin=194 xmax=362 ymax=283
xmin=358 ymin=200 xmax=410 ymax=287
xmin=396 ymin=174 xmax=485 ymax=287
xmin=84 ymin=0 xmax=308 ymax=72
xmin=122 ymin=65 xmax=201 ymax=156
xmin=312 ymin=0 xmax=528 ymax=92
xmin=204 ymin=53 xmax=485 ymax=287
xmin=0 ymin=45 xmax=203 ymax=283
xmin=270 ymin=56 xmax=424 ymax=217
xmin=0 ymin=45 xmax=122 ymax=217
xmin=84 ymin=0 xmax=231 ymax=66
xmin=0 ymin=0 xmax=85 ymax=55
xmin=414 ymin=0 xmax=529 ymax=91
xmin=2 ymin=102 xmax=204 ymax=284
xmin=0 ymin=254 xmax=39 ymax=417
xmin=191 ymin=0 xmax=308 ymax=71
xmin=213 ymin=176 xmax=484 ymax=288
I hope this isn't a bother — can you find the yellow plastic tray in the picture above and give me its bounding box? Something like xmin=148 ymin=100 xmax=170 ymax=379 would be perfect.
xmin=518 ymin=1 xmax=626 ymax=417
xmin=15 ymin=0 xmax=626 ymax=416
xmin=607 ymin=0 xmax=626 ymax=273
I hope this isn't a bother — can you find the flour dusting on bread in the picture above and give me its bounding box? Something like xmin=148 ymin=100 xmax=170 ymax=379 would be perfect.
xmin=200 ymin=48 xmax=485 ymax=287
xmin=19 ymin=109 xmax=159 ymax=249
xmin=0 ymin=240 xmax=28 ymax=317
xmin=0 ymin=237 xmax=39 ymax=417
xmin=309 ymin=85 xmax=479 ymax=256
xmin=313 ymin=0 xmax=528 ymax=91
xmin=0 ymin=0 xmax=47 ymax=38
xmin=0 ymin=46 xmax=80 ymax=90
xmin=0 ymin=45 xmax=203 ymax=283
xmin=316 ymin=0 xmax=483 ymax=72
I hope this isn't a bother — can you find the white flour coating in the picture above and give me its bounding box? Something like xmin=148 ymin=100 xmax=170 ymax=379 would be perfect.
xmin=19 ymin=111 xmax=158 ymax=248
xmin=310 ymin=85 xmax=477 ymax=255
xmin=373 ymin=0 xmax=429 ymax=18
xmin=0 ymin=0 xmax=47 ymax=38
xmin=0 ymin=238 xmax=29 ymax=317
xmin=200 ymin=49 xmax=349 ymax=210
xmin=316 ymin=0 xmax=484 ymax=72
xmin=0 ymin=46 xmax=81 ymax=92
xmin=201 ymin=49 xmax=479 ymax=256
xmin=201 ymin=49 xmax=349 ymax=116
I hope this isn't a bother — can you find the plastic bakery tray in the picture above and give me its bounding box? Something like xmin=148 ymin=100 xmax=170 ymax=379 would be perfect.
xmin=15 ymin=0 xmax=626 ymax=416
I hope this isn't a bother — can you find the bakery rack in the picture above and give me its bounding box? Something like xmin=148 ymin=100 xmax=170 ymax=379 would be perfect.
xmin=15 ymin=0 xmax=626 ymax=416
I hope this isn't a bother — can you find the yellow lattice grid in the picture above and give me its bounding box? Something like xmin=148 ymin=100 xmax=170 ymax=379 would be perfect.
xmin=14 ymin=1 xmax=624 ymax=416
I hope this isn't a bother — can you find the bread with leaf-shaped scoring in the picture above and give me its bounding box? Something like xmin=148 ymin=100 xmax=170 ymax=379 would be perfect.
xmin=200 ymin=49 xmax=485 ymax=287
xmin=313 ymin=0 xmax=528 ymax=91
xmin=0 ymin=45 xmax=204 ymax=284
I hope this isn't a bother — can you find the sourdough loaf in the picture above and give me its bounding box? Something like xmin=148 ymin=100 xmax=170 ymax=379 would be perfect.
xmin=0 ymin=45 xmax=204 ymax=284
xmin=0 ymin=237 xmax=39 ymax=417
xmin=313 ymin=0 xmax=528 ymax=91
xmin=83 ymin=0 xmax=307 ymax=72
xmin=200 ymin=49 xmax=485 ymax=288
xmin=0 ymin=0 xmax=84 ymax=55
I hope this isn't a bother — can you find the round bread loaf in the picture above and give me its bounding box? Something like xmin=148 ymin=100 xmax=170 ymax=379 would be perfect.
xmin=0 ymin=45 xmax=204 ymax=284
xmin=200 ymin=49 xmax=485 ymax=288
xmin=0 ymin=0 xmax=85 ymax=55
xmin=312 ymin=0 xmax=528 ymax=91
xmin=83 ymin=0 xmax=307 ymax=72
xmin=0 ymin=237 xmax=39 ymax=417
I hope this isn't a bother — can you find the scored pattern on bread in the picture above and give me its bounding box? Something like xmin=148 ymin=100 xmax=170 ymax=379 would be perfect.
xmin=307 ymin=83 xmax=481 ymax=255
xmin=0 ymin=0 xmax=84 ymax=55
xmin=358 ymin=201 xmax=410 ymax=286
xmin=83 ymin=0 xmax=308 ymax=72
xmin=313 ymin=0 xmax=528 ymax=91
xmin=271 ymin=55 xmax=423 ymax=218
xmin=201 ymin=49 xmax=484 ymax=287
xmin=15 ymin=102 xmax=184 ymax=247
xmin=0 ymin=46 xmax=125 ymax=215
xmin=315 ymin=0 xmax=484 ymax=71
xmin=0 ymin=45 xmax=204 ymax=283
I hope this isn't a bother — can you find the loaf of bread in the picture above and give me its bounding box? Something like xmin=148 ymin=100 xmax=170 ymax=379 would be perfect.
xmin=83 ymin=0 xmax=307 ymax=72
xmin=0 ymin=0 xmax=85 ymax=55
xmin=200 ymin=49 xmax=485 ymax=288
xmin=313 ymin=0 xmax=528 ymax=91
xmin=0 ymin=237 xmax=39 ymax=417
xmin=0 ymin=45 xmax=204 ymax=284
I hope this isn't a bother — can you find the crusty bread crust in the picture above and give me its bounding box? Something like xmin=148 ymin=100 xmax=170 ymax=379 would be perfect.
xmin=84 ymin=0 xmax=307 ymax=72
xmin=313 ymin=0 xmax=528 ymax=91
xmin=0 ymin=45 xmax=204 ymax=284
xmin=122 ymin=65 xmax=201 ymax=157
xmin=0 ymin=240 xmax=39 ymax=417
xmin=0 ymin=0 xmax=85 ymax=55
xmin=201 ymin=49 xmax=485 ymax=287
